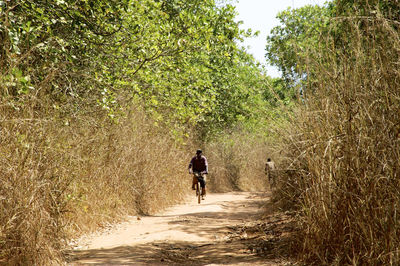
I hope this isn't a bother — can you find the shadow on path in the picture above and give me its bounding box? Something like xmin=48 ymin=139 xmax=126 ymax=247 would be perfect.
xmin=67 ymin=192 xmax=295 ymax=265
xmin=67 ymin=239 xmax=286 ymax=265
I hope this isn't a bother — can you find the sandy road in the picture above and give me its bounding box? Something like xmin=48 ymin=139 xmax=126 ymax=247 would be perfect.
xmin=68 ymin=192 xmax=293 ymax=265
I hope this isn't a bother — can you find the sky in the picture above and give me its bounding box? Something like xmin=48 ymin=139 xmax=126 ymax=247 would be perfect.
xmin=234 ymin=0 xmax=328 ymax=77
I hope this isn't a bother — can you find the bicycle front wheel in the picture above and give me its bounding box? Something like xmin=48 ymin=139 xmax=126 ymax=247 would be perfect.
xmin=197 ymin=181 xmax=201 ymax=204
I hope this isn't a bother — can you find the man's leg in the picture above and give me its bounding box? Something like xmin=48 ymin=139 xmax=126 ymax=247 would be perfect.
xmin=268 ymin=171 xmax=275 ymax=187
xmin=192 ymin=175 xmax=197 ymax=190
xmin=199 ymin=178 xmax=206 ymax=196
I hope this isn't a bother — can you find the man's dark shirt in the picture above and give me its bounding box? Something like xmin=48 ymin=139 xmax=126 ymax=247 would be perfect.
xmin=189 ymin=155 xmax=208 ymax=172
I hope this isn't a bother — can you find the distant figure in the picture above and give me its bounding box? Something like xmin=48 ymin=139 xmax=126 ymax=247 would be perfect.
xmin=265 ymin=158 xmax=276 ymax=186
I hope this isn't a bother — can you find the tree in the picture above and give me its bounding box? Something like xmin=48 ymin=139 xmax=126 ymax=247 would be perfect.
xmin=265 ymin=4 xmax=332 ymax=88
xmin=0 ymin=0 xmax=276 ymax=138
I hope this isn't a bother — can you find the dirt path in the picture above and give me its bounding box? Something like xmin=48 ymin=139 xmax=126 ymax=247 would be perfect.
xmin=67 ymin=192 xmax=294 ymax=265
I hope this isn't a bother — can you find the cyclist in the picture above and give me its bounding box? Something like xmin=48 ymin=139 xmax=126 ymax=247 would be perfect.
xmin=188 ymin=149 xmax=208 ymax=199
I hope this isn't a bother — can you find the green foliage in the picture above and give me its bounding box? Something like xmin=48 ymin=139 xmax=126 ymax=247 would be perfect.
xmin=336 ymin=0 xmax=400 ymax=19
xmin=265 ymin=4 xmax=332 ymax=88
xmin=1 ymin=0 xmax=279 ymax=138
xmin=0 ymin=0 xmax=127 ymax=98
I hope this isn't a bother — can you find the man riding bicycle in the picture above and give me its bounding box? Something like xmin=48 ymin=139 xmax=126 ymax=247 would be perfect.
xmin=188 ymin=149 xmax=208 ymax=199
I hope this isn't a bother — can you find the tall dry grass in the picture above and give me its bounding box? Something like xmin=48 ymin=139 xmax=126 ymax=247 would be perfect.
xmin=275 ymin=9 xmax=400 ymax=265
xmin=0 ymin=96 xmax=191 ymax=264
xmin=205 ymin=127 xmax=273 ymax=192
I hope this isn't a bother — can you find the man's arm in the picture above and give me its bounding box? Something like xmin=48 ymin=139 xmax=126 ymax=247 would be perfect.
xmin=188 ymin=158 xmax=193 ymax=174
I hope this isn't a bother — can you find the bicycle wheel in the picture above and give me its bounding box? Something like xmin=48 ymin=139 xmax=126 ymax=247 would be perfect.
xmin=197 ymin=181 xmax=201 ymax=204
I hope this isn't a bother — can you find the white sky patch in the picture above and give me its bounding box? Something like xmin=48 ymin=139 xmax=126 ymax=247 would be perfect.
xmin=234 ymin=0 xmax=329 ymax=77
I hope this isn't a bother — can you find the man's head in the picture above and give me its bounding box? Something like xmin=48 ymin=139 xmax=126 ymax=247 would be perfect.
xmin=267 ymin=158 xmax=271 ymax=162
xmin=196 ymin=149 xmax=202 ymax=158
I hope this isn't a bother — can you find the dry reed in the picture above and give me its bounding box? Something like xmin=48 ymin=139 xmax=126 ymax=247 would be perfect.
xmin=205 ymin=128 xmax=272 ymax=192
xmin=0 ymin=97 xmax=191 ymax=264
xmin=275 ymin=8 xmax=400 ymax=265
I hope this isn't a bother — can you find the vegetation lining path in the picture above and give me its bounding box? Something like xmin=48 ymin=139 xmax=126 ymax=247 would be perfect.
xmin=67 ymin=192 xmax=294 ymax=265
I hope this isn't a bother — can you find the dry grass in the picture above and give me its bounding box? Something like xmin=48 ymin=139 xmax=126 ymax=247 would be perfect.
xmin=274 ymin=9 xmax=400 ymax=265
xmin=205 ymin=128 xmax=272 ymax=192
xmin=0 ymin=97 xmax=191 ymax=264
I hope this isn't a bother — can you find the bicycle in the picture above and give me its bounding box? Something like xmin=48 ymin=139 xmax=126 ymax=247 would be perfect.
xmin=193 ymin=172 xmax=206 ymax=204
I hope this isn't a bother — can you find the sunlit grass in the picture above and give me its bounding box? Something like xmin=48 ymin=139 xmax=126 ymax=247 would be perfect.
xmin=274 ymin=10 xmax=400 ymax=265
